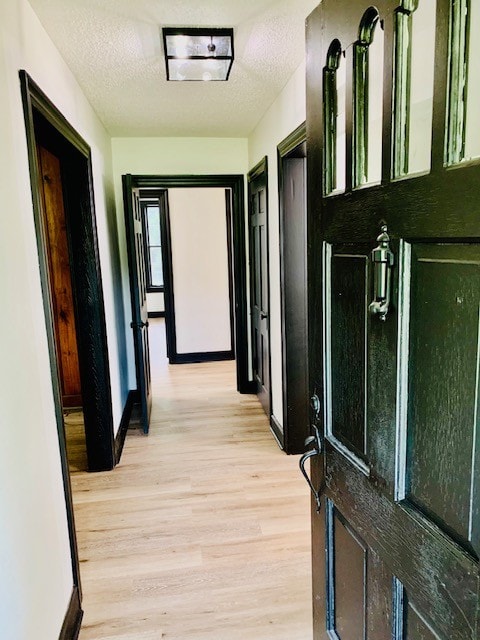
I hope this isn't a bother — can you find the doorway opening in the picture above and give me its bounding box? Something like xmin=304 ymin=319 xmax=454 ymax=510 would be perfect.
xmin=277 ymin=123 xmax=309 ymax=453
xmin=21 ymin=71 xmax=116 ymax=630
xmin=123 ymin=174 xmax=252 ymax=433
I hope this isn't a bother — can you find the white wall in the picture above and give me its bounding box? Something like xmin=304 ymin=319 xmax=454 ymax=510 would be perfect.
xmin=248 ymin=61 xmax=307 ymax=425
xmin=169 ymin=188 xmax=232 ymax=354
xmin=0 ymin=1 xmax=125 ymax=637
xmin=111 ymin=137 xmax=248 ymax=386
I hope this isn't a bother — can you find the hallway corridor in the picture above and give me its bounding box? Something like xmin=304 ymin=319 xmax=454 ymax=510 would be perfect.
xmin=72 ymin=320 xmax=312 ymax=639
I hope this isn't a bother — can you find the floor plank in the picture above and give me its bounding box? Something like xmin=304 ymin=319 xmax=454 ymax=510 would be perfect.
xmin=74 ymin=319 xmax=312 ymax=639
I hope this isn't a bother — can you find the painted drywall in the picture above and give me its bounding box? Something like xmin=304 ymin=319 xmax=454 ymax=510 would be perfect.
xmin=0 ymin=1 xmax=126 ymax=637
xmin=111 ymin=137 xmax=248 ymax=387
xmin=168 ymin=188 xmax=232 ymax=354
xmin=248 ymin=61 xmax=307 ymax=426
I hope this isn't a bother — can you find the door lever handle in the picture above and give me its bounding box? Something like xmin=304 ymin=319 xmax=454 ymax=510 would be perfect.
xmin=299 ymin=424 xmax=324 ymax=513
xmin=260 ymin=312 xmax=268 ymax=320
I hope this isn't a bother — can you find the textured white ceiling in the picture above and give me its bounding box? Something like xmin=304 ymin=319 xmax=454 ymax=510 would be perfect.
xmin=29 ymin=0 xmax=319 ymax=137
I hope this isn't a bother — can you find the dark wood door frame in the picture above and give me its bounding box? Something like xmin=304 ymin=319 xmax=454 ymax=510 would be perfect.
xmin=122 ymin=178 xmax=153 ymax=434
xmin=123 ymin=175 xmax=252 ymax=393
xmin=20 ymin=70 xmax=116 ymax=633
xmin=247 ymin=157 xmax=272 ymax=418
xmin=277 ymin=122 xmax=309 ymax=454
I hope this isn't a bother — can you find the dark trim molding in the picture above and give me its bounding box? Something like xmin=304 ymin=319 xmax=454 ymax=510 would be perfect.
xmin=148 ymin=311 xmax=165 ymax=318
xmin=245 ymin=381 xmax=258 ymax=394
xmin=170 ymin=350 xmax=235 ymax=364
xmin=115 ymin=390 xmax=138 ymax=464
xmin=123 ymin=175 xmax=252 ymax=393
xmin=277 ymin=121 xmax=307 ymax=158
xmin=277 ymin=123 xmax=309 ymax=454
xmin=159 ymin=190 xmax=177 ymax=362
xmin=20 ymin=71 xmax=115 ymax=474
xmin=58 ymin=586 xmax=83 ymax=640
xmin=248 ymin=156 xmax=268 ymax=183
xmin=225 ymin=189 xmax=236 ymax=356
xmin=270 ymin=414 xmax=285 ymax=450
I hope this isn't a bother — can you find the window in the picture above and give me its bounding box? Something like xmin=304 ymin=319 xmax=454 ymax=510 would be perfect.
xmin=141 ymin=200 xmax=164 ymax=291
xmin=353 ymin=7 xmax=384 ymax=187
xmin=323 ymin=39 xmax=346 ymax=195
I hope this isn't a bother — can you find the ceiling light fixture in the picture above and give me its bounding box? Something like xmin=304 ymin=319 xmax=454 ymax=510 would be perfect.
xmin=162 ymin=28 xmax=234 ymax=82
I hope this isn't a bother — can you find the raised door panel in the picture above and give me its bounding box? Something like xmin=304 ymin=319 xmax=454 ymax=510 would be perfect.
xmin=329 ymin=248 xmax=369 ymax=460
xmin=403 ymin=244 xmax=480 ymax=553
xmin=307 ymin=1 xmax=480 ymax=638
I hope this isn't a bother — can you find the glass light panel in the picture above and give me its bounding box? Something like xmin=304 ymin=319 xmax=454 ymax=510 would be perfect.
xmin=367 ymin=22 xmax=384 ymax=185
xmin=407 ymin=0 xmax=435 ymax=174
xmin=336 ymin=55 xmax=346 ymax=192
xmin=464 ymin=0 xmax=480 ymax=161
xmin=146 ymin=206 xmax=161 ymax=246
xmin=166 ymin=34 xmax=232 ymax=58
xmin=168 ymin=58 xmax=231 ymax=81
xmin=150 ymin=248 xmax=163 ymax=288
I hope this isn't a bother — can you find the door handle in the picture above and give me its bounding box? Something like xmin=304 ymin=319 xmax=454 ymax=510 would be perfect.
xmin=260 ymin=312 xmax=268 ymax=320
xmin=130 ymin=321 xmax=149 ymax=329
xmin=300 ymin=393 xmax=324 ymax=512
xmin=299 ymin=423 xmax=324 ymax=513
xmin=368 ymin=224 xmax=394 ymax=321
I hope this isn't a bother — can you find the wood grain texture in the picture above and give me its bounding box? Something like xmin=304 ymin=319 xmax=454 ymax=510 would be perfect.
xmin=74 ymin=320 xmax=312 ymax=640
xmin=331 ymin=251 xmax=368 ymax=457
xmin=38 ymin=145 xmax=82 ymax=405
xmin=65 ymin=152 xmax=114 ymax=471
xmin=307 ymin=0 xmax=480 ymax=637
xmin=407 ymin=244 xmax=480 ymax=550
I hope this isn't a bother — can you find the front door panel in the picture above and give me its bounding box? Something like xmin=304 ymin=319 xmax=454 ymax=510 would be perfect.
xmin=307 ymin=1 xmax=480 ymax=638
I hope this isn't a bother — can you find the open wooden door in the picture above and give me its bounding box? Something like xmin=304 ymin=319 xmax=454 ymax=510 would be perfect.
xmin=248 ymin=158 xmax=271 ymax=416
xmin=306 ymin=1 xmax=480 ymax=638
xmin=123 ymin=174 xmax=152 ymax=434
xmin=37 ymin=145 xmax=82 ymax=409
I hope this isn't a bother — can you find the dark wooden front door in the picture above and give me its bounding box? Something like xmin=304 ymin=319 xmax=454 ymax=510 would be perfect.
xmin=123 ymin=175 xmax=152 ymax=434
xmin=248 ymin=158 xmax=270 ymax=416
xmin=307 ymin=1 xmax=480 ymax=638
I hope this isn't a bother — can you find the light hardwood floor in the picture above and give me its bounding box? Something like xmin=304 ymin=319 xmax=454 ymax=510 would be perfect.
xmin=73 ymin=319 xmax=312 ymax=640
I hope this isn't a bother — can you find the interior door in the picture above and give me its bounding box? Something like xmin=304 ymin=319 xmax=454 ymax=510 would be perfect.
xmin=123 ymin=175 xmax=152 ymax=434
xmin=306 ymin=1 xmax=480 ymax=638
xmin=248 ymin=158 xmax=270 ymax=416
xmin=37 ymin=144 xmax=82 ymax=408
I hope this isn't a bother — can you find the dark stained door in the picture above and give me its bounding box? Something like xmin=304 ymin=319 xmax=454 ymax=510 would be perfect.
xmin=248 ymin=158 xmax=270 ymax=416
xmin=37 ymin=145 xmax=82 ymax=408
xmin=306 ymin=1 xmax=480 ymax=638
xmin=280 ymin=147 xmax=309 ymax=453
xmin=123 ymin=175 xmax=152 ymax=434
